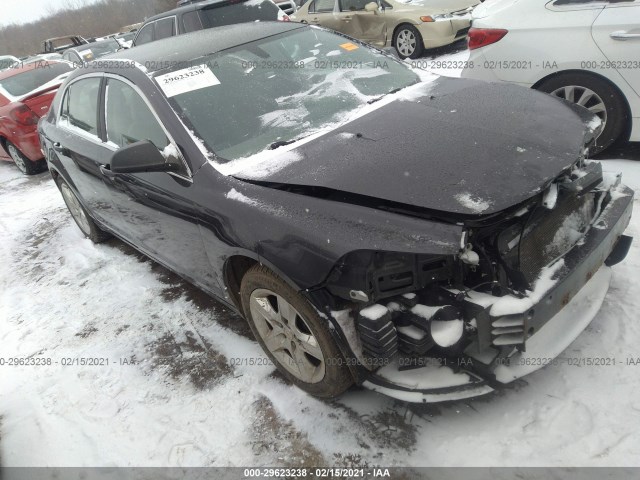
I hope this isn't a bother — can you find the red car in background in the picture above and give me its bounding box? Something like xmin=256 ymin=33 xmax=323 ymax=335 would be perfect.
xmin=0 ymin=61 xmax=73 ymax=175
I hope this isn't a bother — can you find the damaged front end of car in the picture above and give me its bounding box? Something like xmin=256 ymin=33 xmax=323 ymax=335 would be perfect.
xmin=307 ymin=159 xmax=634 ymax=403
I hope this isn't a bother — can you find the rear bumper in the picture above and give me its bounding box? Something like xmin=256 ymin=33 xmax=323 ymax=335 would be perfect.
xmin=416 ymin=16 xmax=471 ymax=49
xmin=11 ymin=127 xmax=43 ymax=162
xmin=363 ymin=181 xmax=634 ymax=402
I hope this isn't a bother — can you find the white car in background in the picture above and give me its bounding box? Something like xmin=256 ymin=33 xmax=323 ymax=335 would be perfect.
xmin=461 ymin=0 xmax=640 ymax=154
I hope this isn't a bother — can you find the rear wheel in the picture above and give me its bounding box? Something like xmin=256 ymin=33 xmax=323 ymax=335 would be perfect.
xmin=240 ymin=265 xmax=353 ymax=398
xmin=55 ymin=176 xmax=111 ymax=243
xmin=6 ymin=141 xmax=44 ymax=175
xmin=537 ymin=72 xmax=629 ymax=155
xmin=394 ymin=24 xmax=424 ymax=60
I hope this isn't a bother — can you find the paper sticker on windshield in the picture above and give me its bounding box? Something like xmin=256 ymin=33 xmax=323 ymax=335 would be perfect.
xmin=340 ymin=42 xmax=359 ymax=52
xmin=80 ymin=49 xmax=94 ymax=60
xmin=156 ymin=65 xmax=220 ymax=98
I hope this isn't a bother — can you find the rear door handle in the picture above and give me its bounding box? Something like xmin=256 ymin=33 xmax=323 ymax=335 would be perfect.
xmin=342 ymin=15 xmax=352 ymax=21
xmin=610 ymin=31 xmax=640 ymax=41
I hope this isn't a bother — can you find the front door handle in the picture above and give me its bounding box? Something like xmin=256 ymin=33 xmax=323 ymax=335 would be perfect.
xmin=100 ymin=164 xmax=116 ymax=178
xmin=342 ymin=15 xmax=352 ymax=21
xmin=610 ymin=31 xmax=640 ymax=41
xmin=52 ymin=142 xmax=70 ymax=156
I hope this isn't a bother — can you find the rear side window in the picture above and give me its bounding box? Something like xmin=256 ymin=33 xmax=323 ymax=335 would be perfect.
xmin=155 ymin=17 xmax=176 ymax=40
xmin=135 ymin=23 xmax=154 ymax=45
xmin=62 ymin=77 xmax=101 ymax=136
xmin=200 ymin=0 xmax=280 ymax=27
xmin=105 ymin=79 xmax=169 ymax=151
xmin=310 ymin=0 xmax=335 ymax=12
xmin=183 ymin=11 xmax=203 ymax=32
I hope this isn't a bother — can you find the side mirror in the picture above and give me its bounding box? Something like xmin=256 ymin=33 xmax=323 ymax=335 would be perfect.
xmin=364 ymin=2 xmax=378 ymax=12
xmin=109 ymin=140 xmax=179 ymax=174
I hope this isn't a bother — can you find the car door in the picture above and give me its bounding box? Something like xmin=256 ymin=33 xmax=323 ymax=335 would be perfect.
xmin=52 ymin=75 xmax=119 ymax=226
xmin=100 ymin=76 xmax=219 ymax=292
xmin=304 ymin=0 xmax=343 ymax=31
xmin=592 ymin=0 xmax=640 ymax=97
xmin=336 ymin=0 xmax=386 ymax=46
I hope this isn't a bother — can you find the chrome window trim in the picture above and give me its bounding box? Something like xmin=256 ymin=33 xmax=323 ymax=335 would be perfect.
xmin=57 ymin=73 xmax=104 ymax=143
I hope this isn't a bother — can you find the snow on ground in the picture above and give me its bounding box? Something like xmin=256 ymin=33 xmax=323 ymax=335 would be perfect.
xmin=1 ymin=45 xmax=640 ymax=466
xmin=1 ymin=150 xmax=639 ymax=467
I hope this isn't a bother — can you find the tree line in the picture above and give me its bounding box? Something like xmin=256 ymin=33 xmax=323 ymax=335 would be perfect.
xmin=0 ymin=0 xmax=178 ymax=57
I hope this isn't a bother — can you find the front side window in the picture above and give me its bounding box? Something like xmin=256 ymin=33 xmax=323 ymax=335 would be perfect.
xmin=135 ymin=23 xmax=154 ymax=45
xmin=105 ymin=79 xmax=170 ymax=151
xmin=62 ymin=77 xmax=101 ymax=136
xmin=183 ymin=11 xmax=203 ymax=32
xmin=155 ymin=17 xmax=176 ymax=40
xmin=340 ymin=0 xmax=371 ymax=11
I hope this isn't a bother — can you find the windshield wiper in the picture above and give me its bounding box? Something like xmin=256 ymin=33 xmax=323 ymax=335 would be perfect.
xmin=268 ymin=138 xmax=298 ymax=150
xmin=367 ymin=87 xmax=404 ymax=105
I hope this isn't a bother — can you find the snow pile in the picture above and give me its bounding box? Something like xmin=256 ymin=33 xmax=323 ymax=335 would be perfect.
xmin=491 ymin=260 xmax=565 ymax=316
xmin=359 ymin=304 xmax=389 ymax=321
xmin=455 ymin=192 xmax=493 ymax=214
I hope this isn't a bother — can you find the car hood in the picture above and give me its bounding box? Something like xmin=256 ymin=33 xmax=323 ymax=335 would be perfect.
xmin=231 ymin=77 xmax=598 ymax=217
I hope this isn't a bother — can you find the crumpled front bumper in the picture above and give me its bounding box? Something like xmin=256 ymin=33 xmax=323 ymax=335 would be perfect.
xmin=363 ymin=181 xmax=634 ymax=403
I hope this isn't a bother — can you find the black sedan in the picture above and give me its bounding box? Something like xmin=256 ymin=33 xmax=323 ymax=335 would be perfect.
xmin=39 ymin=22 xmax=634 ymax=402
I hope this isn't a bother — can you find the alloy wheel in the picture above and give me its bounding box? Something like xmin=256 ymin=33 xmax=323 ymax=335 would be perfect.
xmin=249 ymin=288 xmax=326 ymax=384
xmin=60 ymin=182 xmax=92 ymax=236
xmin=396 ymin=29 xmax=416 ymax=58
xmin=7 ymin=144 xmax=27 ymax=174
xmin=550 ymin=85 xmax=608 ymax=131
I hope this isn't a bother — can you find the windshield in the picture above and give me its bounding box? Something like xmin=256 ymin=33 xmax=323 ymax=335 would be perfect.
xmin=0 ymin=62 xmax=73 ymax=97
xmin=76 ymin=40 xmax=121 ymax=61
xmin=158 ymin=28 xmax=419 ymax=162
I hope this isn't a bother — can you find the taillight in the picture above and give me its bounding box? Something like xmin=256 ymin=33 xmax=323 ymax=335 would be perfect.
xmin=10 ymin=104 xmax=40 ymax=126
xmin=468 ymin=28 xmax=508 ymax=50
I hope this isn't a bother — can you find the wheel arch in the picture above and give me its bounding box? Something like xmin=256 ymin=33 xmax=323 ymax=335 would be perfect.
xmin=532 ymin=69 xmax=633 ymax=142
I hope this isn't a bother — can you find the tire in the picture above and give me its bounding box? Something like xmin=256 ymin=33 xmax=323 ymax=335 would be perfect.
xmin=240 ymin=265 xmax=353 ymax=398
xmin=6 ymin=141 xmax=45 ymax=176
xmin=54 ymin=176 xmax=112 ymax=243
xmin=537 ymin=73 xmax=629 ymax=155
xmin=393 ymin=24 xmax=424 ymax=60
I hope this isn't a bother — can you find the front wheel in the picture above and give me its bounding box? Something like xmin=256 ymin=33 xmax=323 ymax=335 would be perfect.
xmin=55 ymin=176 xmax=112 ymax=243
xmin=394 ymin=24 xmax=424 ymax=60
xmin=240 ymin=265 xmax=353 ymax=398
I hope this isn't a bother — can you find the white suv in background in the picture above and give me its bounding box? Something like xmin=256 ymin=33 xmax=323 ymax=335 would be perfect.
xmin=461 ymin=0 xmax=640 ymax=154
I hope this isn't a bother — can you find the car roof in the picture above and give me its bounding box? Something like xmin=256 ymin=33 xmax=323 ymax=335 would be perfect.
xmin=144 ymin=0 xmax=250 ymax=23
xmin=103 ymin=22 xmax=305 ymax=74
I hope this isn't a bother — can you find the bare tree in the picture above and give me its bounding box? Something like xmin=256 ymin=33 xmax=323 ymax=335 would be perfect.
xmin=0 ymin=0 xmax=177 ymax=57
